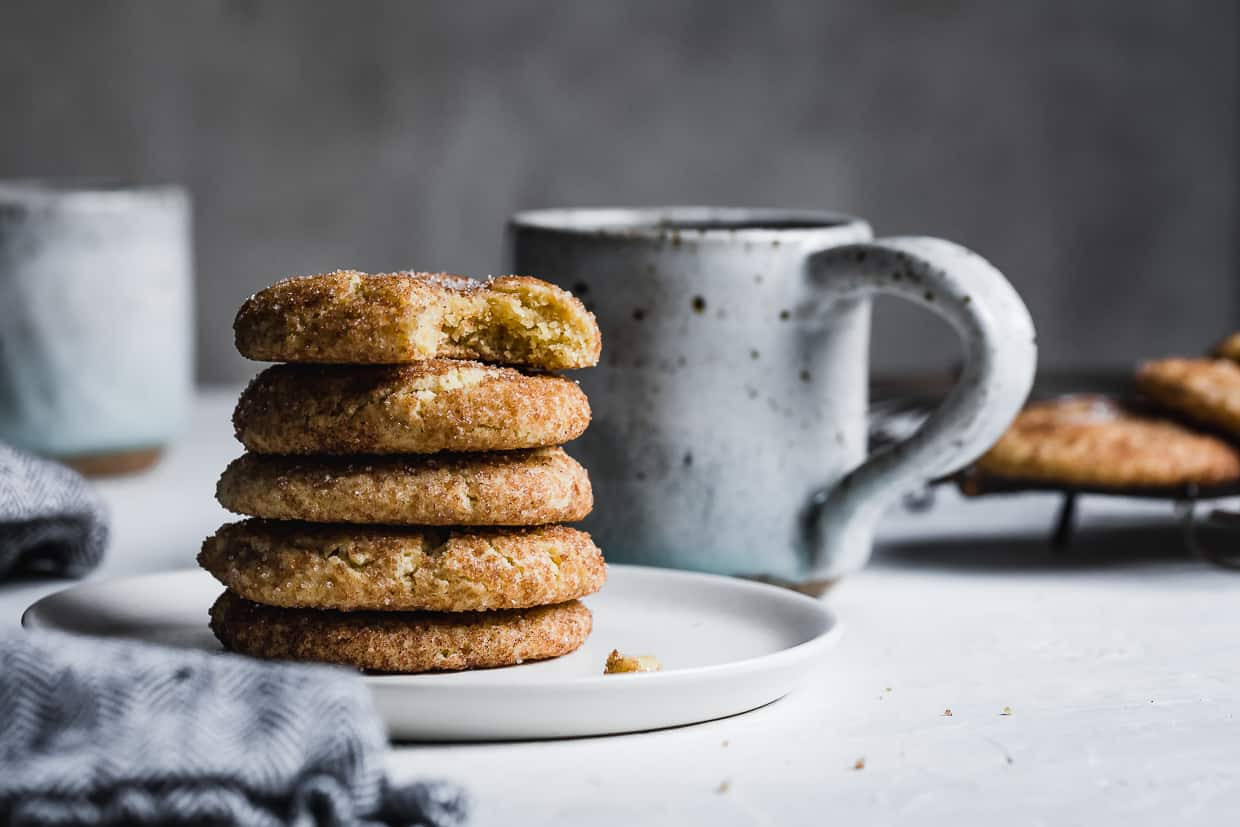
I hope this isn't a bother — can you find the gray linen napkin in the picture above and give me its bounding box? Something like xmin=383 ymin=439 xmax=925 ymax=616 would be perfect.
xmin=0 ymin=630 xmax=466 ymax=826
xmin=0 ymin=443 xmax=108 ymax=579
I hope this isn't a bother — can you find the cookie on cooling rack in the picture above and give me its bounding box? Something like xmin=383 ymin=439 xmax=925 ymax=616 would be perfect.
xmin=1135 ymin=358 xmax=1240 ymax=439
xmin=971 ymin=394 xmax=1240 ymax=490
xmin=1212 ymin=332 xmax=1240 ymax=363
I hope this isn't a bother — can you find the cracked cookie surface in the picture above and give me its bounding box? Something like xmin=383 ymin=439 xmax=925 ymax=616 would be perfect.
xmin=217 ymin=447 xmax=592 ymax=526
xmin=233 ymin=360 xmax=591 ymax=455
xmin=234 ymin=270 xmax=601 ymax=370
xmin=210 ymin=590 xmax=592 ymax=673
xmin=199 ymin=520 xmax=606 ymax=612
xmin=973 ymin=394 xmax=1240 ymax=489
xmin=1136 ymin=358 xmax=1240 ymax=439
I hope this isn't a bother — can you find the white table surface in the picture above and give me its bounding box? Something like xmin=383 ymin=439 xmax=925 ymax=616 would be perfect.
xmin=4 ymin=388 xmax=1239 ymax=826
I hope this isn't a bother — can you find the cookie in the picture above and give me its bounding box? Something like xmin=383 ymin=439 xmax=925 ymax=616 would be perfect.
xmin=1135 ymin=358 xmax=1240 ymax=438
xmin=217 ymin=447 xmax=592 ymax=526
xmin=199 ymin=520 xmax=607 ymax=612
xmin=209 ymin=591 xmax=592 ymax=673
xmin=972 ymin=394 xmax=1240 ymax=489
xmin=234 ymin=270 xmax=601 ymax=370
xmin=1213 ymin=332 xmax=1240 ymax=362
xmin=233 ymin=361 xmax=590 ymax=455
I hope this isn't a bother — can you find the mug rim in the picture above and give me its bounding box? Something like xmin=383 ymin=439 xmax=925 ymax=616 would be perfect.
xmin=509 ymin=206 xmax=869 ymax=242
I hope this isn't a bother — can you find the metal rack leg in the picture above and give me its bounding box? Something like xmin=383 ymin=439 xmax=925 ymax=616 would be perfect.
xmin=1050 ymin=492 xmax=1077 ymax=550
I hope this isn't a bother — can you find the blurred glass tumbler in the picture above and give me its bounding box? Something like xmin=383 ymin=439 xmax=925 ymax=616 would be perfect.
xmin=0 ymin=182 xmax=192 ymax=474
xmin=508 ymin=207 xmax=1036 ymax=587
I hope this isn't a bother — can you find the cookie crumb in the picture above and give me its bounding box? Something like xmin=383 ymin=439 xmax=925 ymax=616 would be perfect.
xmin=716 ymin=779 xmax=731 ymax=794
xmin=853 ymin=757 xmax=866 ymax=771
xmin=604 ymin=649 xmax=661 ymax=674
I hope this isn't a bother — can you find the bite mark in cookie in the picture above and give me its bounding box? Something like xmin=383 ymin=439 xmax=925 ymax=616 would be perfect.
xmin=234 ymin=270 xmax=601 ymax=370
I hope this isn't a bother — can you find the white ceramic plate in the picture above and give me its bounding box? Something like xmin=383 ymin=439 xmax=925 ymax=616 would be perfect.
xmin=23 ymin=564 xmax=838 ymax=741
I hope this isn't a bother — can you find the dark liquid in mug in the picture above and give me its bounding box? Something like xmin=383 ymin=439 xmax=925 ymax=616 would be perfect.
xmin=653 ymin=219 xmax=844 ymax=232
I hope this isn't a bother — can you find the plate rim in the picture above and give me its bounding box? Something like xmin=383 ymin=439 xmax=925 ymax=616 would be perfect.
xmin=22 ymin=563 xmax=840 ymax=688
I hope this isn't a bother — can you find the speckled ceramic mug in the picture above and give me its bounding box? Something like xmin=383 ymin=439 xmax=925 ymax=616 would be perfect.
xmin=508 ymin=208 xmax=1035 ymax=585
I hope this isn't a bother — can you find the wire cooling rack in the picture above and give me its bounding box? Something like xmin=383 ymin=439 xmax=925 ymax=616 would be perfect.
xmin=867 ymin=375 xmax=1240 ymax=570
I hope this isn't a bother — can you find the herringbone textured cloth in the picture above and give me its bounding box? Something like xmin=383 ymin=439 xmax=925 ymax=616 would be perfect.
xmin=0 ymin=444 xmax=107 ymax=579
xmin=0 ymin=630 xmax=466 ymax=826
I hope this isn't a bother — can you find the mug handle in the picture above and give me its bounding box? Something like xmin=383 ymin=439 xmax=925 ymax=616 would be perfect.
xmin=804 ymin=237 xmax=1037 ymax=577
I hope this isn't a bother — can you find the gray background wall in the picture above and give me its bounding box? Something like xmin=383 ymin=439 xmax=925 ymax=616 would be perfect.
xmin=1 ymin=0 xmax=1236 ymax=383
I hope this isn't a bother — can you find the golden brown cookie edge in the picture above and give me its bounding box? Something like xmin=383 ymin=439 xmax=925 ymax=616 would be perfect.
xmin=209 ymin=590 xmax=593 ymax=673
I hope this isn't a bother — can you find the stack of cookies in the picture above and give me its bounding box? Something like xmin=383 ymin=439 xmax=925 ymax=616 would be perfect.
xmin=966 ymin=331 xmax=1240 ymax=493
xmin=199 ymin=271 xmax=606 ymax=673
